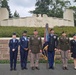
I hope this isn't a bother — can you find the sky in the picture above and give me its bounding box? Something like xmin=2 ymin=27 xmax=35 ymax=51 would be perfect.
xmin=8 ymin=0 xmax=76 ymax=17
xmin=8 ymin=0 xmax=36 ymax=17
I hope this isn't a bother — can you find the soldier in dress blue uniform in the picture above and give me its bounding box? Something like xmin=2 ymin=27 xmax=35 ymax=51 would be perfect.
xmin=9 ymin=33 xmax=19 ymax=71
xmin=47 ymin=29 xmax=58 ymax=69
xmin=70 ymin=34 xmax=76 ymax=70
xmin=20 ymin=31 xmax=29 ymax=70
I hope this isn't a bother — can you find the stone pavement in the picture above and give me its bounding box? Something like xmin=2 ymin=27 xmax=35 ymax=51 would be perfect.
xmin=0 ymin=64 xmax=76 ymax=75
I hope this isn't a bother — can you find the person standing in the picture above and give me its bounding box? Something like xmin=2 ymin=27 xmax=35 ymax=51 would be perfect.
xmin=70 ymin=34 xmax=76 ymax=70
xmin=58 ymin=31 xmax=70 ymax=70
xmin=20 ymin=31 xmax=29 ymax=70
xmin=47 ymin=29 xmax=58 ymax=70
xmin=9 ymin=33 xmax=19 ymax=71
xmin=29 ymin=30 xmax=42 ymax=70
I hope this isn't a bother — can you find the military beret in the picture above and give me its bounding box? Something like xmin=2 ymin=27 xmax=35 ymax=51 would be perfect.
xmin=12 ymin=32 xmax=16 ymax=35
xmin=23 ymin=31 xmax=27 ymax=33
xmin=34 ymin=29 xmax=37 ymax=31
xmin=50 ymin=28 xmax=54 ymax=31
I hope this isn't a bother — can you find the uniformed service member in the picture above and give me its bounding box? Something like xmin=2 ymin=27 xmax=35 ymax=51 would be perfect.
xmin=29 ymin=30 xmax=42 ymax=70
xmin=9 ymin=33 xmax=19 ymax=71
xmin=70 ymin=34 xmax=76 ymax=70
xmin=20 ymin=31 xmax=29 ymax=70
xmin=57 ymin=31 xmax=70 ymax=70
xmin=47 ymin=29 xmax=58 ymax=69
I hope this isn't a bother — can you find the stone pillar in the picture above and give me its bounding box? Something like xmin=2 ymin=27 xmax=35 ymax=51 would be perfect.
xmin=0 ymin=8 xmax=9 ymax=21
xmin=63 ymin=9 xmax=74 ymax=21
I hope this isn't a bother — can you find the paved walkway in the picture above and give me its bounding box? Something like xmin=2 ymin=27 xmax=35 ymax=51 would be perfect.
xmin=0 ymin=64 xmax=76 ymax=75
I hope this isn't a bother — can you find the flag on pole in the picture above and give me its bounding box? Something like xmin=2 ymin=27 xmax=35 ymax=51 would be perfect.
xmin=42 ymin=23 xmax=49 ymax=60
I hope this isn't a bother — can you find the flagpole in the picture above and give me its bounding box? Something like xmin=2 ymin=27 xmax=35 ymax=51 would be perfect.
xmin=44 ymin=23 xmax=49 ymax=69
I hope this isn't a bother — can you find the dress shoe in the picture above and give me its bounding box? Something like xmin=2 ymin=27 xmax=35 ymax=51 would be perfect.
xmin=21 ymin=68 xmax=24 ymax=70
xmin=24 ymin=67 xmax=28 ymax=70
xmin=35 ymin=67 xmax=40 ymax=70
xmin=10 ymin=68 xmax=13 ymax=71
xmin=14 ymin=68 xmax=17 ymax=71
xmin=62 ymin=67 xmax=65 ymax=70
xmin=74 ymin=67 xmax=76 ymax=70
xmin=65 ymin=67 xmax=68 ymax=70
xmin=48 ymin=67 xmax=54 ymax=70
xmin=51 ymin=67 xmax=54 ymax=70
xmin=31 ymin=67 xmax=35 ymax=70
xmin=48 ymin=67 xmax=51 ymax=69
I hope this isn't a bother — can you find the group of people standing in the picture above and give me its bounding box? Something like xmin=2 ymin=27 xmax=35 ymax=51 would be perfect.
xmin=9 ymin=30 xmax=42 ymax=71
xmin=9 ymin=29 xmax=76 ymax=71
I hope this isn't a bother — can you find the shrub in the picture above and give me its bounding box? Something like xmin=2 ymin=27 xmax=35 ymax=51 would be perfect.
xmin=0 ymin=26 xmax=76 ymax=37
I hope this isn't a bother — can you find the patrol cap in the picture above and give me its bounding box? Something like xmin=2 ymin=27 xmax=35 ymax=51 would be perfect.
xmin=12 ymin=32 xmax=16 ymax=35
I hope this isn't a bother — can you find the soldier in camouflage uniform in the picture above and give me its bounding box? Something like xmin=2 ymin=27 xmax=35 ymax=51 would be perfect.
xmin=29 ymin=30 xmax=42 ymax=70
xmin=58 ymin=31 xmax=70 ymax=70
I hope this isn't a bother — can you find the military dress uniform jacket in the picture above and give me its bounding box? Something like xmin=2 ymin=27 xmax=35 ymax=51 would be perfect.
xmin=58 ymin=36 xmax=70 ymax=51
xmin=9 ymin=39 xmax=19 ymax=52
xmin=70 ymin=40 xmax=76 ymax=54
xmin=29 ymin=35 xmax=42 ymax=54
xmin=48 ymin=34 xmax=58 ymax=51
xmin=20 ymin=37 xmax=29 ymax=52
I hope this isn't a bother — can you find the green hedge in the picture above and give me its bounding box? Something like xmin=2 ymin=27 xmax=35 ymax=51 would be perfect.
xmin=0 ymin=26 xmax=76 ymax=37
xmin=54 ymin=26 xmax=76 ymax=37
xmin=0 ymin=26 xmax=45 ymax=37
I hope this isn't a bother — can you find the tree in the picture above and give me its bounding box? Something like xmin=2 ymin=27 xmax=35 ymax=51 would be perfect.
xmin=13 ymin=10 xmax=20 ymax=18
xmin=30 ymin=0 xmax=50 ymax=15
xmin=48 ymin=0 xmax=70 ymax=18
xmin=1 ymin=0 xmax=13 ymax=18
xmin=31 ymin=0 xmax=71 ymax=18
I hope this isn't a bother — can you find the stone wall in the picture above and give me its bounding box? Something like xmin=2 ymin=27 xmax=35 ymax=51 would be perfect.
xmin=0 ymin=39 xmax=9 ymax=60
xmin=0 ymin=8 xmax=74 ymax=28
xmin=0 ymin=38 xmax=72 ymax=61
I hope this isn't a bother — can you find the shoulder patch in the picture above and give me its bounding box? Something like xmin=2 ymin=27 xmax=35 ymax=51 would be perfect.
xmin=38 ymin=37 xmax=40 ymax=40
xmin=54 ymin=35 xmax=56 ymax=39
